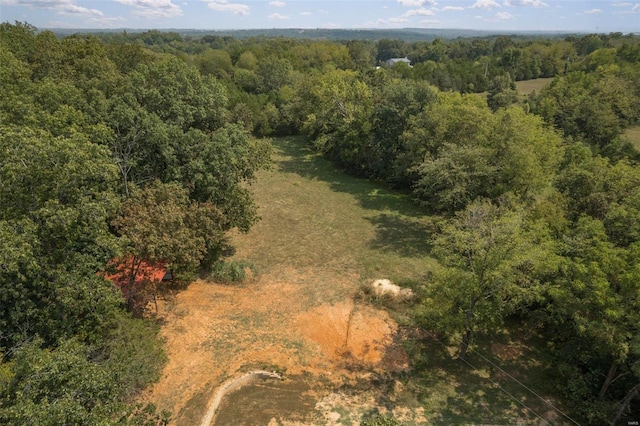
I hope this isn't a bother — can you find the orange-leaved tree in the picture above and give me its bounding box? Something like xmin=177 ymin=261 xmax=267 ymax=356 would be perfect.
xmin=111 ymin=180 xmax=224 ymax=315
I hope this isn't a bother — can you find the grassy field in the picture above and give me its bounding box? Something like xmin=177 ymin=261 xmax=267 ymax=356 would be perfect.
xmin=515 ymin=77 xmax=555 ymax=95
xmin=229 ymin=135 xmax=438 ymax=286
xmin=219 ymin=136 xmax=568 ymax=425
xmin=623 ymin=125 xmax=640 ymax=151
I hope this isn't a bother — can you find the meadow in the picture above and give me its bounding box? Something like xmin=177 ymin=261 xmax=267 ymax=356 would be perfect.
xmin=623 ymin=125 xmax=640 ymax=151
xmin=515 ymin=77 xmax=555 ymax=95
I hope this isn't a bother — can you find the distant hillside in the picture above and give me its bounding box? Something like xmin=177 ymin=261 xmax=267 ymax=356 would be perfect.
xmin=50 ymin=27 xmax=576 ymax=41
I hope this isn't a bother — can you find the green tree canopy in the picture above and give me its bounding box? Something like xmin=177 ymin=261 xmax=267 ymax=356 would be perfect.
xmin=425 ymin=199 xmax=556 ymax=360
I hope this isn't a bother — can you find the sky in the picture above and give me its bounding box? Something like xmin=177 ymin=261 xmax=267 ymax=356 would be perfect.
xmin=0 ymin=0 xmax=638 ymax=33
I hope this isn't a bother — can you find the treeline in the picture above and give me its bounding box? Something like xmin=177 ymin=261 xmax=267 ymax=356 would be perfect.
xmin=91 ymin=28 xmax=636 ymax=90
xmin=86 ymin=28 xmax=640 ymax=145
xmin=0 ymin=22 xmax=270 ymax=424
xmin=2 ymin=21 xmax=640 ymax=424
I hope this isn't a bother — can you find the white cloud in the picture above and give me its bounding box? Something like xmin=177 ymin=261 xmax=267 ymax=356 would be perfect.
xmin=420 ymin=18 xmax=440 ymax=23
xmin=397 ymin=0 xmax=436 ymax=6
xmin=269 ymin=0 xmax=285 ymax=6
xmin=504 ymin=0 xmax=547 ymax=7
xmin=584 ymin=8 xmax=602 ymax=14
xmin=367 ymin=17 xmax=407 ymax=27
xmin=299 ymin=11 xmax=312 ymax=15
xmin=268 ymin=12 xmax=289 ymax=19
xmin=59 ymin=3 xmax=103 ymax=15
xmin=442 ymin=6 xmax=464 ymax=11
xmin=117 ymin=0 xmax=183 ymax=18
xmin=87 ymin=15 xmax=127 ymax=28
xmin=632 ymin=3 xmax=640 ymax=11
xmin=203 ymin=0 xmax=249 ymax=15
xmin=403 ymin=7 xmax=435 ymax=16
xmin=471 ymin=0 xmax=501 ymax=8
xmin=494 ymin=11 xmax=515 ymax=19
xmin=3 ymin=0 xmax=104 ymax=16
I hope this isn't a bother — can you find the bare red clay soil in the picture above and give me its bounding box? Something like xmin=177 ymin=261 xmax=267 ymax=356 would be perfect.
xmin=143 ymin=266 xmax=409 ymax=425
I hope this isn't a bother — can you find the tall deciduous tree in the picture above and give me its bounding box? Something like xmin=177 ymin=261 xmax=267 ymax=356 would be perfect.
xmin=300 ymin=69 xmax=373 ymax=173
xmin=0 ymin=126 xmax=122 ymax=347
xmin=408 ymin=93 xmax=562 ymax=212
xmin=542 ymin=217 xmax=640 ymax=423
xmin=425 ymin=199 xmax=554 ymax=360
xmin=486 ymin=73 xmax=518 ymax=111
xmin=112 ymin=181 xmax=225 ymax=314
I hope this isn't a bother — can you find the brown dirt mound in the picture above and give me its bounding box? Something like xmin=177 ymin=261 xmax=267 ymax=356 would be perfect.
xmin=295 ymin=301 xmax=407 ymax=369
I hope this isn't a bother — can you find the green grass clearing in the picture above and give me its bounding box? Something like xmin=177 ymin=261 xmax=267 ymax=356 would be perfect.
xmin=401 ymin=320 xmax=568 ymax=425
xmin=515 ymin=77 xmax=555 ymax=95
xmin=230 ymin=135 xmax=438 ymax=285
xmin=622 ymin=125 xmax=640 ymax=151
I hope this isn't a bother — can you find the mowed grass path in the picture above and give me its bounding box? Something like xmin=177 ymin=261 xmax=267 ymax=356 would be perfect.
xmin=230 ymin=135 xmax=437 ymax=285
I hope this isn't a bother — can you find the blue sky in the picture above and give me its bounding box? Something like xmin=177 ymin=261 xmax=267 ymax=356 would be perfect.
xmin=0 ymin=0 xmax=638 ymax=32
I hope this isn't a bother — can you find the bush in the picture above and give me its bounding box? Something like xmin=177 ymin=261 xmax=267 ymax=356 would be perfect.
xmin=208 ymin=260 xmax=257 ymax=284
xmin=361 ymin=413 xmax=401 ymax=426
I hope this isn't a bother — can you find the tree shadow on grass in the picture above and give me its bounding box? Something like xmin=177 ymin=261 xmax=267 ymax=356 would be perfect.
xmin=274 ymin=136 xmax=427 ymax=218
xmin=367 ymin=213 xmax=435 ymax=257
xmin=399 ymin=324 xmax=564 ymax=425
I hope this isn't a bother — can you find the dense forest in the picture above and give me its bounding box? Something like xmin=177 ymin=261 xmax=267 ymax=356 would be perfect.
xmin=1 ymin=21 xmax=640 ymax=424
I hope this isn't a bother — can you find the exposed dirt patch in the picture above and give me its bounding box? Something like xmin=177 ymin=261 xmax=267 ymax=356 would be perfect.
xmin=296 ymin=301 xmax=408 ymax=371
xmin=143 ymin=266 xmax=408 ymax=425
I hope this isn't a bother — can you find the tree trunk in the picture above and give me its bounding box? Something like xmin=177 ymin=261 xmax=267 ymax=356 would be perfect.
xmin=153 ymin=286 xmax=158 ymax=314
xmin=610 ymin=383 xmax=639 ymax=426
xmin=459 ymin=297 xmax=478 ymax=361
xmin=599 ymin=359 xmax=618 ymax=399
xmin=459 ymin=329 xmax=472 ymax=361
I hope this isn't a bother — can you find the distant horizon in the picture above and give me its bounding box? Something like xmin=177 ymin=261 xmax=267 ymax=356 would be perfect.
xmin=1 ymin=1 xmax=638 ymax=34
xmin=41 ymin=26 xmax=607 ymax=34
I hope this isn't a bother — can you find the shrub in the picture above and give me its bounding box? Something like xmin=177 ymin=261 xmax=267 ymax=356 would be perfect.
xmin=208 ymin=260 xmax=257 ymax=284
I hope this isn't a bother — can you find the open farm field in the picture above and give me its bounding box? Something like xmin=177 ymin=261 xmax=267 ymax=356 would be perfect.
xmin=515 ymin=77 xmax=555 ymax=95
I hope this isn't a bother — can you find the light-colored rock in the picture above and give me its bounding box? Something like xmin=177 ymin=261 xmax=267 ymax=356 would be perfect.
xmin=327 ymin=412 xmax=341 ymax=422
xmin=370 ymin=279 xmax=413 ymax=300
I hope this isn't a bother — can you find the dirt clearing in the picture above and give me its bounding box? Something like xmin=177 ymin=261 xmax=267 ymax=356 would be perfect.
xmin=146 ymin=269 xmax=410 ymax=425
